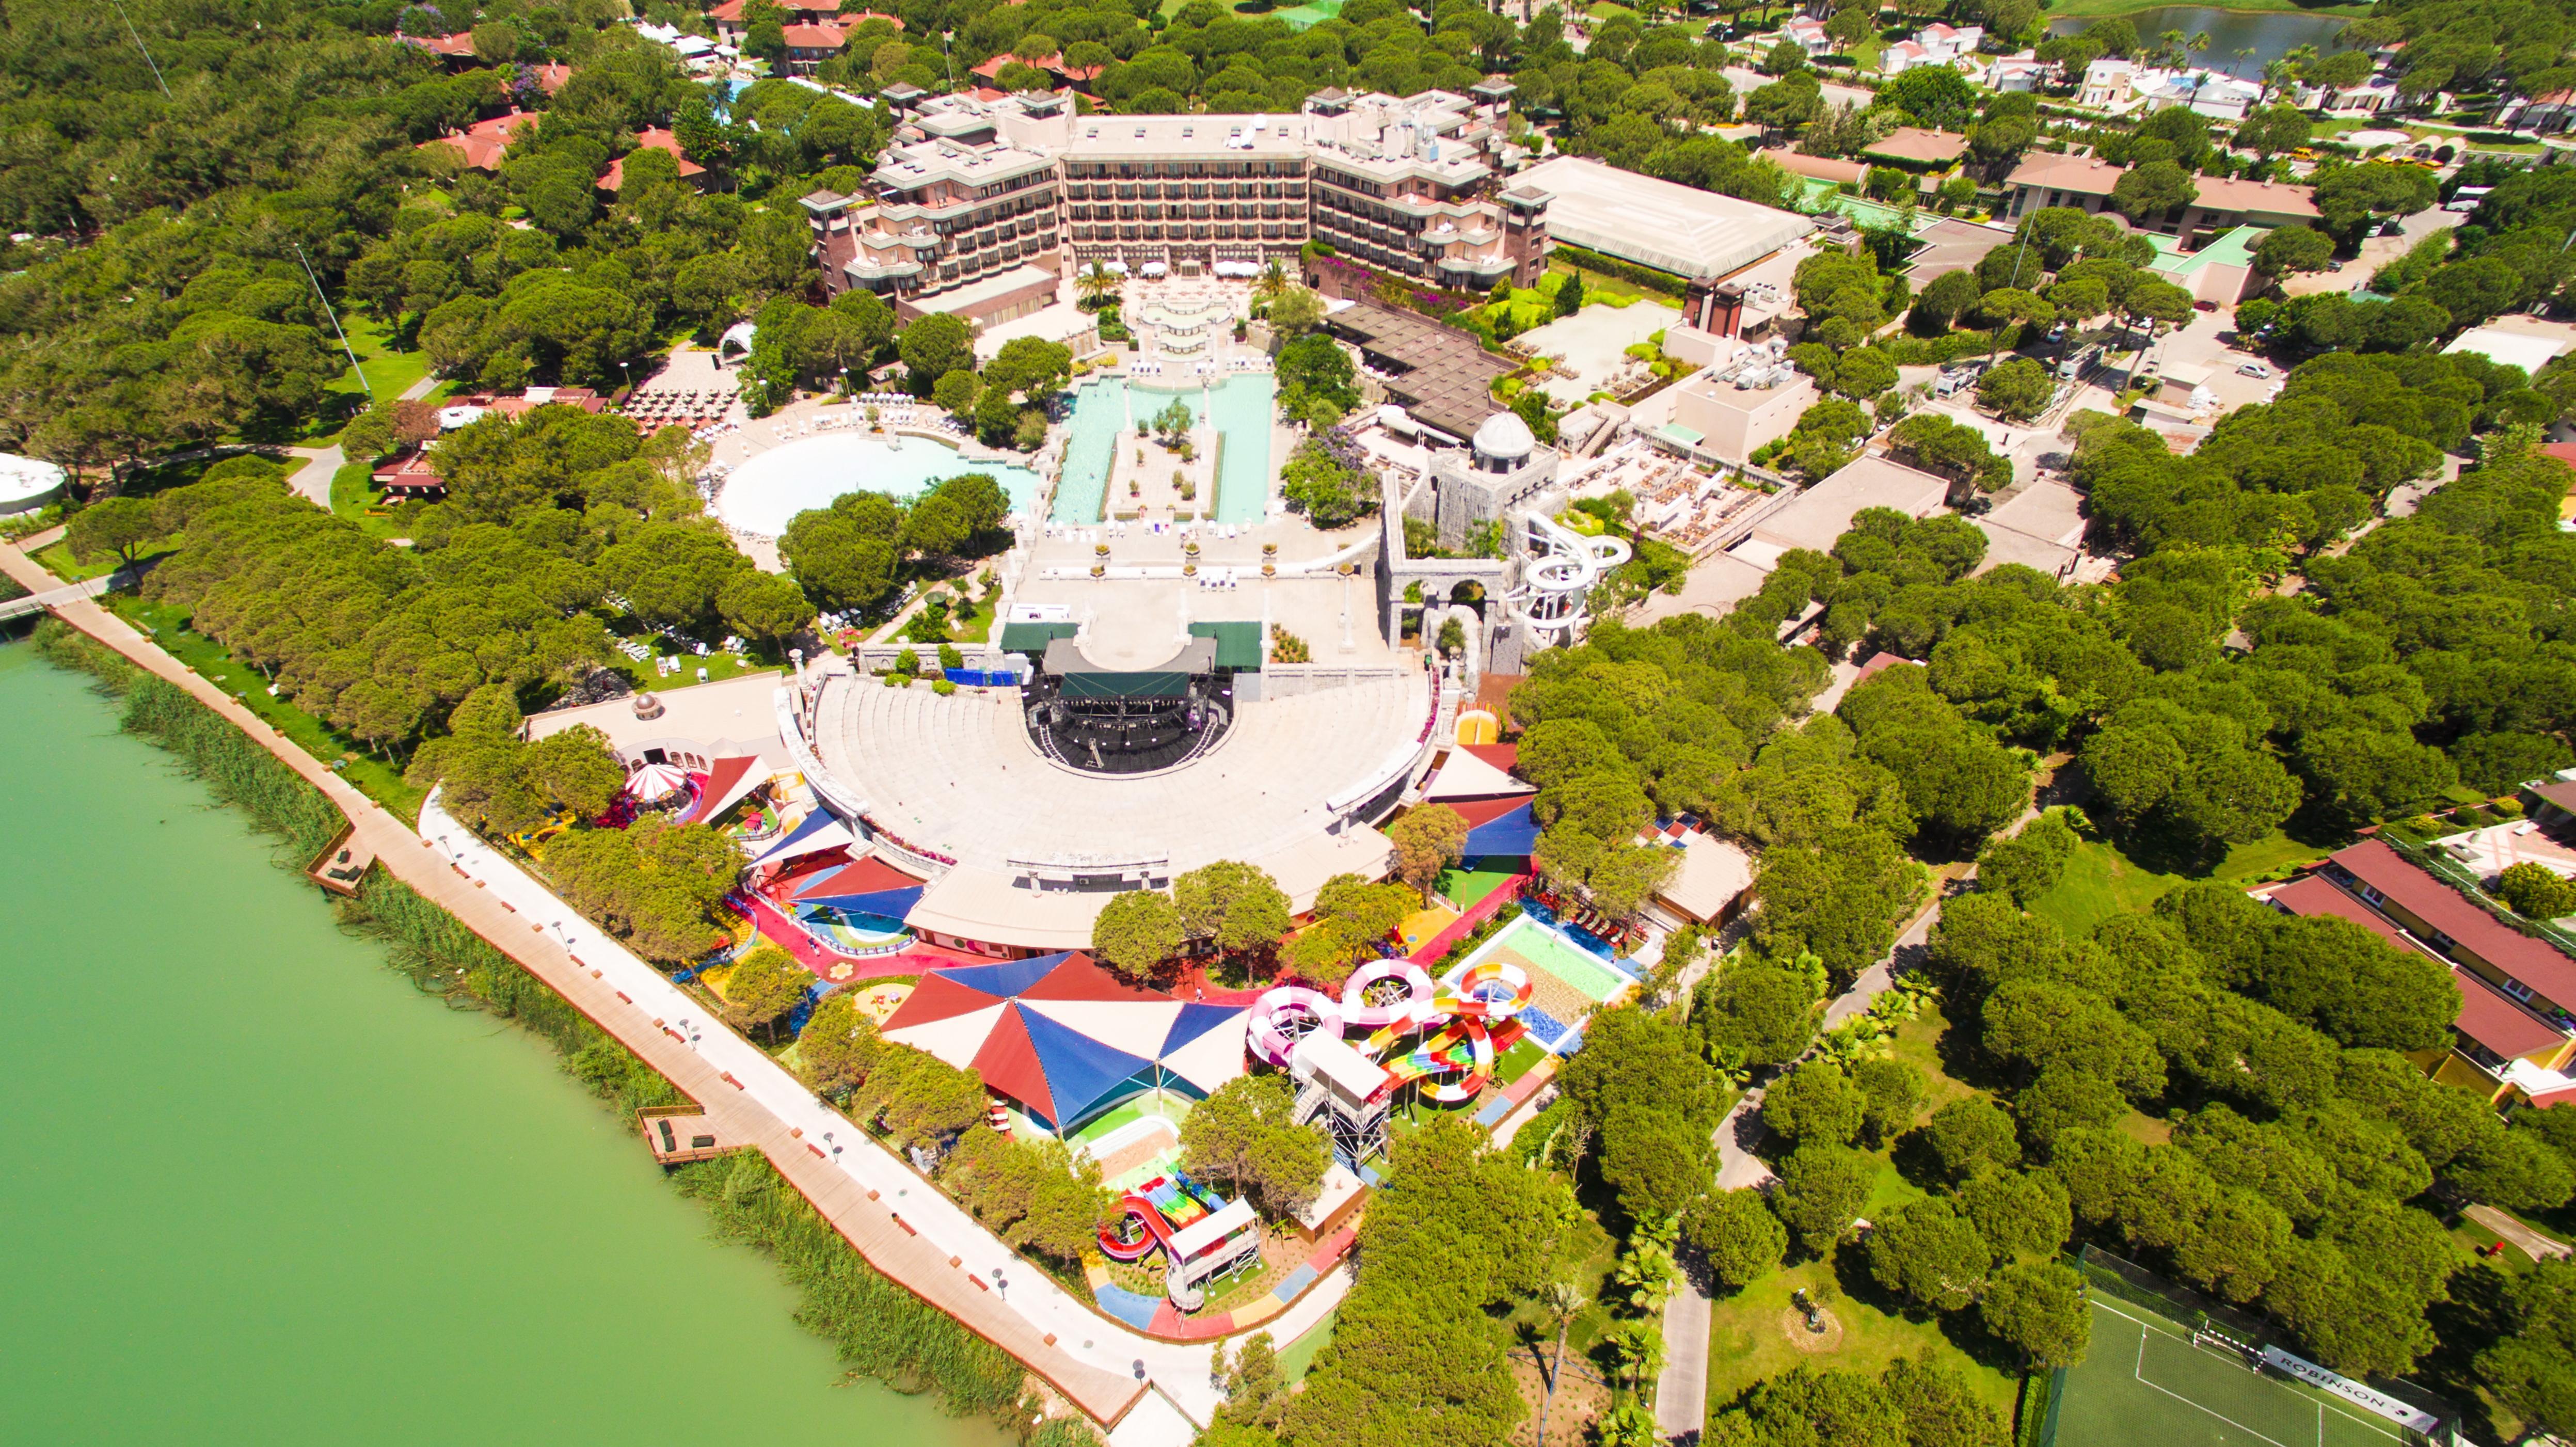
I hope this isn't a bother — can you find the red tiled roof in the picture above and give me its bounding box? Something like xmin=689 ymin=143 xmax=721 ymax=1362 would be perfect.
xmin=2455 ymin=964 xmax=2572 ymax=1061
xmin=600 ymin=127 xmax=708 ymax=192
xmin=418 ymin=109 xmax=537 ymax=171
xmin=530 ymin=61 xmax=574 ymax=93
xmin=2267 ymin=874 xmax=2437 ymax=956
xmin=2329 ymin=839 xmax=2576 ymax=1005
xmin=402 ymin=30 xmax=479 ymax=56
xmin=783 ymin=22 xmax=848 ymax=49
xmin=372 ymin=447 xmax=444 ymax=491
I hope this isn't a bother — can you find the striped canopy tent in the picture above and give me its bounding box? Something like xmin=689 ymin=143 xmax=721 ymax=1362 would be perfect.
xmin=624 ymin=761 xmax=690 ymax=802
xmin=791 ymin=854 xmax=926 ymax=920
xmin=680 ymin=755 xmax=766 ymax=825
xmin=1449 ymin=795 xmax=1540 ymax=857
xmin=748 ymin=809 xmax=856 ymax=868
xmin=879 ymin=953 xmax=1249 ymax=1133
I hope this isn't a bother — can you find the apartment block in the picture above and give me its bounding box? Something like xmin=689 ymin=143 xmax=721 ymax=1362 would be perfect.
xmin=800 ymin=86 xmax=1547 ymax=323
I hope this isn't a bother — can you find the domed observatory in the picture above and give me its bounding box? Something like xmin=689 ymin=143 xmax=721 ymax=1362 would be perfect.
xmin=1429 ymin=409 xmax=1559 ymax=552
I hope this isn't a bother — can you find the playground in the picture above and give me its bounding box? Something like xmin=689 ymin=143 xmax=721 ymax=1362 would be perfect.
xmin=2052 ymin=1300 xmax=2429 ymax=1447
xmin=1448 ymin=913 xmax=1634 ymax=1050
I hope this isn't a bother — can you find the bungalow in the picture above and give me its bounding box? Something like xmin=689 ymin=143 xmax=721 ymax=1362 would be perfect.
xmin=2256 ymin=839 xmax=2576 ymax=1107
xmin=781 ymin=21 xmax=850 ymax=70
xmin=1779 ymin=15 xmax=1831 ymax=57
xmin=1859 ymin=126 xmax=1970 ymax=169
xmin=1981 ymin=53 xmax=2056 ymax=92
xmin=399 ymin=30 xmax=483 ymax=68
xmin=372 ymin=447 xmax=446 ymax=500
xmin=2292 ymin=77 xmax=2400 ymax=118
xmin=2003 ymin=153 xmax=2320 ymax=237
xmin=2142 ymin=71 xmax=2263 ymax=123
xmin=1882 ymin=21 xmax=1981 ymax=74
xmin=2508 ymin=87 xmax=2576 ymax=135
xmin=527 ymin=61 xmax=574 ymax=94
xmin=600 ymin=127 xmax=711 ymax=192
xmin=418 ymin=109 xmax=536 ymax=172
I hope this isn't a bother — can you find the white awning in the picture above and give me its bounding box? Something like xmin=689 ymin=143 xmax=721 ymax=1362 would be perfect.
xmin=1140 ymin=262 xmax=1169 ymax=276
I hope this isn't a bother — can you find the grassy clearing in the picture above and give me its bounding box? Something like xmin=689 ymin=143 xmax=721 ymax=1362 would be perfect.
xmin=327 ymin=462 xmax=431 ymax=543
xmin=30 ymin=538 xmax=126 ymax=582
xmin=102 ymin=592 xmax=427 ymax=821
xmin=1701 ymin=1255 xmax=2022 ymax=1427
xmin=2024 ymin=829 xmax=2329 ymax=939
xmin=314 ymin=315 xmax=434 ymax=439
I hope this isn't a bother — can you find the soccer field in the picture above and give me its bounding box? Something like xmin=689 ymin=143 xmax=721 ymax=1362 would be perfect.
xmin=2053 ymin=1301 xmax=2419 ymax=1447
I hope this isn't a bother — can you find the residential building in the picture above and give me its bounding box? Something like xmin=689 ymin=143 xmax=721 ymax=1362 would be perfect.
xmin=2003 ymin=154 xmax=2320 ymax=236
xmin=1858 ymin=126 xmax=1971 ymax=169
xmin=1981 ymin=53 xmax=2056 ymax=92
xmin=1780 ymin=15 xmax=1831 ymax=56
xmin=801 ymin=88 xmax=1548 ymax=317
xmin=2078 ymin=58 xmax=2263 ymax=119
xmin=419 ymin=110 xmax=536 ymax=172
xmin=2293 ymin=77 xmax=2400 ymax=117
xmin=1882 ymin=21 xmax=1981 ymax=74
xmin=599 ymin=127 xmax=709 ymax=193
xmin=2257 ymin=839 xmax=2576 ymax=1107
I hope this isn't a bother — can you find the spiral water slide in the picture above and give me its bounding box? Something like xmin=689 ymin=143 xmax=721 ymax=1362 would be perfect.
xmin=1246 ymin=987 xmax=1343 ymax=1068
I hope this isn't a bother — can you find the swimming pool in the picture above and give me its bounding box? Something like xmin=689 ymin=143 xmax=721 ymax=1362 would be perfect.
xmin=715 ymin=433 xmax=1047 ymax=536
xmin=1051 ymin=376 xmax=1276 ymax=527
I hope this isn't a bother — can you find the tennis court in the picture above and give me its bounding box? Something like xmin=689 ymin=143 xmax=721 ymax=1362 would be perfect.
xmin=2055 ymin=1301 xmax=2420 ymax=1447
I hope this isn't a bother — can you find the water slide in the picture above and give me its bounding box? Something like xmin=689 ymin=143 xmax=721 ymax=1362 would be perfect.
xmin=1340 ymin=959 xmax=1436 ymax=1029
xmin=1377 ymin=1017 xmax=1497 ymax=1105
xmin=1247 ymin=985 xmax=1343 ymax=1068
xmin=1435 ymin=959 xmax=1534 ymax=1020
xmin=1092 ymin=1172 xmax=1224 ymax=1263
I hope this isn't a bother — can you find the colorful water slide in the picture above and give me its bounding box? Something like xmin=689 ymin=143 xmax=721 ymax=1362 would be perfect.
xmin=1096 ymin=1191 xmax=1177 ymax=1262
xmin=1436 ymin=959 xmax=1534 ymax=1020
xmin=1340 ymin=960 xmax=1435 ymax=1029
xmin=1093 ymin=1172 xmax=1225 ymax=1263
xmin=1248 ymin=985 xmax=1343 ymax=1068
xmin=1381 ymin=1018 xmax=1496 ymax=1105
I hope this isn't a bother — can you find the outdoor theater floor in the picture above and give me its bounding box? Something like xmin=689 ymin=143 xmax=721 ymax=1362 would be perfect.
xmin=810 ymin=669 xmax=1430 ymax=949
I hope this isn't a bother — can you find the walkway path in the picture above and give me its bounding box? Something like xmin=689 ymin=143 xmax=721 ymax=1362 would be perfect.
xmin=2466 ymin=1204 xmax=2572 ymax=1262
xmin=0 ymin=540 xmax=1349 ymax=1445
xmin=0 ymin=567 xmax=132 ymax=622
xmin=286 ymin=443 xmax=343 ymax=508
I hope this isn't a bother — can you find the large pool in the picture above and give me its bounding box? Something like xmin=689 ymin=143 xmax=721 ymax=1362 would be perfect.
xmin=1051 ymin=376 xmax=1276 ymax=527
xmin=714 ymin=433 xmax=1047 ymax=536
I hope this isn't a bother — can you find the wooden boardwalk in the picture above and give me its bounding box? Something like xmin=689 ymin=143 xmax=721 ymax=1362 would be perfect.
xmin=0 ymin=548 xmax=1154 ymax=1431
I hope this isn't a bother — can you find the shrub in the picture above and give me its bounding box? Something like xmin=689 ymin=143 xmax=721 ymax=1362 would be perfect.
xmin=2500 ymin=862 xmax=2576 ymax=920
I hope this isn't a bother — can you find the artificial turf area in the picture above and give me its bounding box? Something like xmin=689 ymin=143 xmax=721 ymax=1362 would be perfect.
xmin=2055 ymin=1300 xmax=2419 ymax=1447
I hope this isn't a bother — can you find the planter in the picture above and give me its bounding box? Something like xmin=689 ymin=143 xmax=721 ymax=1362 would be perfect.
xmin=1261 ymin=564 xmax=1276 ymax=577
xmin=1095 ymin=543 xmax=1110 ymax=556
xmin=1184 ymin=541 xmax=1200 ymax=556
xmin=1090 ymin=564 xmax=1106 ymax=577
xmin=1183 ymin=563 xmax=1197 ymax=576
xmin=1263 ymin=542 xmax=1278 ymax=556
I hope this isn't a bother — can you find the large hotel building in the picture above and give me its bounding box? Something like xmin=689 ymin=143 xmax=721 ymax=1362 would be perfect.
xmin=799 ymin=84 xmax=1551 ymax=324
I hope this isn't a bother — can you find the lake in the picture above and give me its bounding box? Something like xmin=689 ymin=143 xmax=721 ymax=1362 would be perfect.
xmin=0 ymin=642 xmax=1006 ymax=1447
xmin=2048 ymin=7 xmax=2357 ymax=76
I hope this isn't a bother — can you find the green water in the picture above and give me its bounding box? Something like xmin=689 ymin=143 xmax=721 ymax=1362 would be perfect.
xmin=0 ymin=644 xmax=1005 ymax=1447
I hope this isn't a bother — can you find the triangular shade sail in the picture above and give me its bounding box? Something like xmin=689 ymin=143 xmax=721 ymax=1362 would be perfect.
xmin=1462 ymin=801 xmax=1539 ymax=857
xmin=1423 ymin=748 xmax=1534 ymax=803
xmin=750 ymin=810 xmax=855 ymax=867
xmin=1446 ymin=794 xmax=1536 ymax=829
xmin=681 ymin=755 xmax=765 ymax=825
xmin=791 ymin=854 xmax=926 ymax=919
xmin=1463 ymin=742 xmax=1519 ymax=772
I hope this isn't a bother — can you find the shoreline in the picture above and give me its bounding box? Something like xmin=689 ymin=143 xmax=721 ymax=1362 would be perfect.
xmin=2039 ymin=0 xmax=2371 ymax=21
xmin=7 ymin=597 xmax=1169 ymax=1435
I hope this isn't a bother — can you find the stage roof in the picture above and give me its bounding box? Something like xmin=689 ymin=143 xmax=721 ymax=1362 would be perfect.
xmin=1045 ymin=636 xmax=1216 ymax=699
xmin=1188 ymin=621 xmax=1264 ymax=671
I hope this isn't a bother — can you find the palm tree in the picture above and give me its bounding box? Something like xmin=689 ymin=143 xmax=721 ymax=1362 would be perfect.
xmin=1252 ymin=259 xmax=1289 ymax=301
xmin=1533 ymin=1278 xmax=1586 ymax=1445
xmin=1075 ymin=259 xmax=1121 ymax=311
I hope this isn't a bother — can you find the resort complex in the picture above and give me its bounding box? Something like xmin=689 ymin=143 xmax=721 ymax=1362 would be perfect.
xmin=21 ymin=3 xmax=2576 ymax=1447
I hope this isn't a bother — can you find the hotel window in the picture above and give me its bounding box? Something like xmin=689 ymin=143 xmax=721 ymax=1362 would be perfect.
xmin=2358 ymin=884 xmax=2384 ymax=905
xmin=2505 ymin=978 xmax=2536 ymax=1002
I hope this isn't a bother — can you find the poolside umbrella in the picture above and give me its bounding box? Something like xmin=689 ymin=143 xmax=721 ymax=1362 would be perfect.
xmin=624 ymin=761 xmax=690 ymax=802
xmin=879 ymin=955 xmax=1247 ymax=1132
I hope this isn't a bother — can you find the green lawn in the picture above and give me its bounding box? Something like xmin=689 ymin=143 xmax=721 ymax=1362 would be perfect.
xmin=313 ymin=315 xmax=436 ymax=440
xmin=30 ymin=538 xmax=128 ymax=583
xmin=328 ymin=463 xmax=430 ymax=544
xmin=2025 ymin=829 xmax=2330 ymax=940
xmin=607 ymin=642 xmax=784 ymax=694
xmin=1277 ymin=1308 xmax=1337 ymax=1382
xmin=104 ymin=593 xmax=427 ymax=822
xmin=1702 ymin=1255 xmax=2022 ymax=1427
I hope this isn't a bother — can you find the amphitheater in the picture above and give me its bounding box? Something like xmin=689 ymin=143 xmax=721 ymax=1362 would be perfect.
xmin=804 ymin=663 xmax=1436 ymax=950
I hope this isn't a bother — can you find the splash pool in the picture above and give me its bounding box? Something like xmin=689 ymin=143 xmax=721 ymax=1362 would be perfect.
xmin=715 ymin=433 xmax=1047 ymax=536
xmin=1051 ymin=375 xmax=1276 ymax=527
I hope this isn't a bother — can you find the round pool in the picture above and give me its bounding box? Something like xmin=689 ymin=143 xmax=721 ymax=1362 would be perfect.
xmin=714 ymin=432 xmax=1046 ymax=536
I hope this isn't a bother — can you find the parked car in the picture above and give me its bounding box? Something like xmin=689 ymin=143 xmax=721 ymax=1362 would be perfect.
xmin=2237 ymin=361 xmax=2271 ymax=378
xmin=2194 ymin=300 xmax=2218 ymax=312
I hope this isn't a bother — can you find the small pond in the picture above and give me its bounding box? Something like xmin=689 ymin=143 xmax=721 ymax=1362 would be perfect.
xmin=2047 ymin=7 xmax=2357 ymax=77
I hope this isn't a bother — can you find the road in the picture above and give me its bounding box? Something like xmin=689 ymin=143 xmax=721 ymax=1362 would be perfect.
xmin=0 ymin=537 xmax=1343 ymax=1446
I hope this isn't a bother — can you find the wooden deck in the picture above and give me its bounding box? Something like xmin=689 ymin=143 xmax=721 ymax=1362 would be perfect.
xmin=302 ymin=824 xmax=374 ymax=897
xmin=639 ymin=1104 xmax=742 ymax=1165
